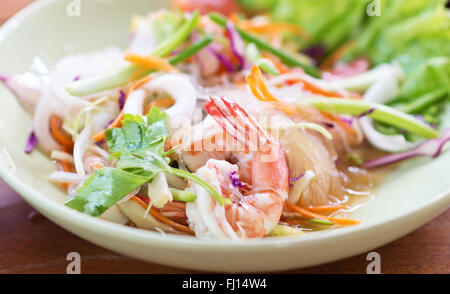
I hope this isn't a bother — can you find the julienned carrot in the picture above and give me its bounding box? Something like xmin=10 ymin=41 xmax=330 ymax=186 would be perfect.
xmin=287 ymin=77 xmax=344 ymax=98
xmin=229 ymin=13 xmax=310 ymax=40
xmin=243 ymin=23 xmax=310 ymax=40
xmin=124 ymin=53 xmax=177 ymax=73
xmin=247 ymin=65 xmax=278 ymax=102
xmin=91 ymin=111 xmax=124 ymax=142
xmin=131 ymin=196 xmax=194 ymax=235
xmin=305 ymin=204 xmax=349 ymax=213
xmin=262 ymin=53 xmax=290 ymax=74
xmin=319 ymin=110 xmax=356 ymax=135
xmin=320 ymin=41 xmax=356 ymax=70
xmin=90 ymin=76 xmax=153 ymax=142
xmin=57 ymin=155 xmax=72 ymax=189
xmin=246 ymin=65 xmax=296 ymax=115
xmin=285 ymin=202 xmax=360 ymax=226
xmin=146 ymin=97 xmax=175 ymax=114
xmin=50 ymin=115 xmax=74 ymax=148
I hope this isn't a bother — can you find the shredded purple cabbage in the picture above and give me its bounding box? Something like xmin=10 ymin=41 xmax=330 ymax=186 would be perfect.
xmin=105 ymin=119 xmax=114 ymax=129
xmin=323 ymin=122 xmax=334 ymax=128
xmin=289 ymin=172 xmax=306 ymax=187
xmin=95 ymin=139 xmax=106 ymax=147
xmin=340 ymin=117 xmax=354 ymax=128
xmin=118 ymin=90 xmax=126 ymax=110
xmin=226 ymin=21 xmax=246 ymax=69
xmin=207 ymin=47 xmax=236 ymax=72
xmin=302 ymin=44 xmax=326 ymax=64
xmin=169 ymin=49 xmax=182 ymax=56
xmin=364 ymin=128 xmax=450 ymax=168
xmin=229 ymin=171 xmax=243 ymax=188
xmin=357 ymin=108 xmax=375 ymax=118
xmin=0 ymin=74 xmax=8 ymax=84
xmin=73 ymin=76 xmax=80 ymax=81
xmin=24 ymin=131 xmax=38 ymax=154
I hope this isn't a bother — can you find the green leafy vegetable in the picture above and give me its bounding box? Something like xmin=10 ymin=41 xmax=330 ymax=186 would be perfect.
xmin=268 ymin=0 xmax=368 ymax=53
xmin=65 ymin=168 xmax=149 ymax=216
xmin=242 ymin=0 xmax=450 ymax=134
xmin=348 ymin=0 xmax=448 ymax=66
xmin=65 ymin=107 xmax=229 ymax=217
xmin=387 ymin=57 xmax=450 ymax=120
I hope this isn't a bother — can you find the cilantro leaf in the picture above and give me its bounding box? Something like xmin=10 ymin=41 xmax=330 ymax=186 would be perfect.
xmin=65 ymin=107 xmax=230 ymax=217
xmin=65 ymin=168 xmax=149 ymax=216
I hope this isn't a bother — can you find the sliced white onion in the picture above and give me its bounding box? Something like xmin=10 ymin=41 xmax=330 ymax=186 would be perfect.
xmin=47 ymin=171 xmax=86 ymax=184
xmin=73 ymin=122 xmax=92 ymax=176
xmin=287 ymin=170 xmax=316 ymax=204
xmin=1 ymin=73 xmax=43 ymax=113
xmin=32 ymin=89 xmax=61 ymax=153
xmin=328 ymin=63 xmax=404 ymax=93
xmin=143 ymin=74 xmax=197 ymax=124
xmin=360 ymin=66 xmax=419 ymax=152
xmin=123 ymin=88 xmax=146 ymax=117
xmin=99 ymin=204 xmax=129 ymax=225
xmin=91 ymin=111 xmax=116 ymax=134
xmin=117 ymin=200 xmax=173 ymax=232
xmin=147 ymin=173 xmax=173 ymax=209
xmin=50 ymin=74 xmax=87 ymax=118
xmin=87 ymin=145 xmax=110 ymax=158
xmin=50 ymin=150 xmax=74 ymax=163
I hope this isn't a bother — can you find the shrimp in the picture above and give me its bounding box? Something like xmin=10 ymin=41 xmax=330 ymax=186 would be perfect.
xmin=184 ymin=97 xmax=289 ymax=239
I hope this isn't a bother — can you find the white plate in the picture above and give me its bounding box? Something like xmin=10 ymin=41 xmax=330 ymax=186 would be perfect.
xmin=0 ymin=0 xmax=449 ymax=272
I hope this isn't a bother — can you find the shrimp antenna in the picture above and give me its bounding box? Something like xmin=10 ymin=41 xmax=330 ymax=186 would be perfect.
xmin=205 ymin=96 xmax=272 ymax=150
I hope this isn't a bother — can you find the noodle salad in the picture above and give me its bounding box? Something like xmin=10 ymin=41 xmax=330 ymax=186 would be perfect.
xmin=1 ymin=2 xmax=449 ymax=240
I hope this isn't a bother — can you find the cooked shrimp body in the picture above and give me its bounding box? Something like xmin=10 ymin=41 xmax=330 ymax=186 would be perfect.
xmin=185 ymin=97 xmax=289 ymax=239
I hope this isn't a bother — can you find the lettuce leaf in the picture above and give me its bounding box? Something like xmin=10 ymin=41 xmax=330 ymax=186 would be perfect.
xmin=348 ymin=0 xmax=449 ymax=66
xmin=391 ymin=57 xmax=450 ymax=104
xmin=242 ymin=0 xmax=450 ymax=133
xmin=269 ymin=0 xmax=369 ymax=52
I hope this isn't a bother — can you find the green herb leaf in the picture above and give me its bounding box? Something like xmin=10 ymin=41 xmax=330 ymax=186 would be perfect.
xmin=66 ymin=107 xmax=229 ymax=216
xmin=65 ymin=168 xmax=149 ymax=216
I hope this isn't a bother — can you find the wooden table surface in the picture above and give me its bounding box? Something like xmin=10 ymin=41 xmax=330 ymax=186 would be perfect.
xmin=1 ymin=0 xmax=449 ymax=274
